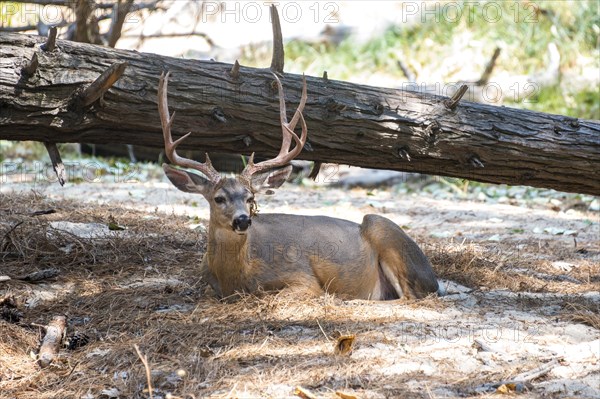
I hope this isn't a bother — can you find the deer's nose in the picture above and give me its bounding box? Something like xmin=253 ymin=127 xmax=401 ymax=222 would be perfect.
xmin=232 ymin=214 xmax=251 ymax=232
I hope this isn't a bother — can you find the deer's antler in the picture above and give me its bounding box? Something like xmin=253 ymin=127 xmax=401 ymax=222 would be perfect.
xmin=158 ymin=71 xmax=221 ymax=183
xmin=241 ymin=73 xmax=308 ymax=180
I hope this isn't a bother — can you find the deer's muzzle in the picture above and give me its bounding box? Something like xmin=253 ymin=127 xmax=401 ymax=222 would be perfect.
xmin=232 ymin=214 xmax=252 ymax=233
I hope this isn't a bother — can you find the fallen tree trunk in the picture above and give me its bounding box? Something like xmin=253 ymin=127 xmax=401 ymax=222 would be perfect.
xmin=1 ymin=32 xmax=599 ymax=195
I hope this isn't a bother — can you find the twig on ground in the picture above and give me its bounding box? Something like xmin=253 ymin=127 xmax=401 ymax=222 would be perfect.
xmin=134 ymin=344 xmax=154 ymax=399
xmin=513 ymin=358 xmax=561 ymax=382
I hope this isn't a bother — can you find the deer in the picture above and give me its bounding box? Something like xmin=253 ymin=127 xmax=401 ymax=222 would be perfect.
xmin=158 ymin=71 xmax=441 ymax=301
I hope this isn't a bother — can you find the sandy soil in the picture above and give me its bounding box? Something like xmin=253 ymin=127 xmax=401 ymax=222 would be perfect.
xmin=0 ymin=168 xmax=598 ymax=399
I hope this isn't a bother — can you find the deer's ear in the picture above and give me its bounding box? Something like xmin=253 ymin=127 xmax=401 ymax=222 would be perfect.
xmin=163 ymin=164 xmax=214 ymax=196
xmin=250 ymin=164 xmax=293 ymax=193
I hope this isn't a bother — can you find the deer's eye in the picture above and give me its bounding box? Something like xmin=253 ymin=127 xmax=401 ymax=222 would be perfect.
xmin=247 ymin=197 xmax=255 ymax=204
xmin=214 ymin=196 xmax=226 ymax=204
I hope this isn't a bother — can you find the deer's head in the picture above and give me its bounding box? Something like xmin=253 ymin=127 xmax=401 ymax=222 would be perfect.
xmin=159 ymin=72 xmax=307 ymax=234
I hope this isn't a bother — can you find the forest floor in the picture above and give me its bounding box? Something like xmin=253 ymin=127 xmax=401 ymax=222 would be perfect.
xmin=1 ymin=165 xmax=598 ymax=399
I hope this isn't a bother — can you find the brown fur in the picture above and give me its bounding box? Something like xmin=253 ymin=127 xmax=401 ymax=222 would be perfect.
xmin=164 ymin=169 xmax=440 ymax=301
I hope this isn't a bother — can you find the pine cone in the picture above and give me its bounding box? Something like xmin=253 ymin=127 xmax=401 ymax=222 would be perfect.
xmin=0 ymin=306 xmax=23 ymax=323
xmin=65 ymin=331 xmax=90 ymax=350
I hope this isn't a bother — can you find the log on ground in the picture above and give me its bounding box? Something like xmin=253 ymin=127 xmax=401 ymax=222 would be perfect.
xmin=0 ymin=32 xmax=598 ymax=195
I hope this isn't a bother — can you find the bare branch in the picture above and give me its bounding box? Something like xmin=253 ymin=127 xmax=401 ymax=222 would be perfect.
xmin=43 ymin=143 xmax=66 ymax=186
xmin=269 ymin=5 xmax=284 ymax=74
xmin=74 ymin=0 xmax=92 ymax=43
xmin=476 ymin=47 xmax=501 ymax=85
xmin=107 ymin=0 xmax=134 ymax=47
xmin=21 ymin=53 xmax=39 ymax=77
xmin=40 ymin=26 xmax=57 ymax=51
xmin=75 ymin=62 xmax=128 ymax=107
xmin=444 ymin=84 xmax=469 ymax=111
xmin=397 ymin=59 xmax=416 ymax=82
xmin=230 ymin=60 xmax=240 ymax=79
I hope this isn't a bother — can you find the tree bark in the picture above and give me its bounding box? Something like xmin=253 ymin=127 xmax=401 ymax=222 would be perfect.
xmin=1 ymin=32 xmax=599 ymax=195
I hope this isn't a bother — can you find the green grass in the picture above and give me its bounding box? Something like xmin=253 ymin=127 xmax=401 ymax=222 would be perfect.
xmin=279 ymin=1 xmax=599 ymax=78
xmin=244 ymin=1 xmax=599 ymax=119
xmin=515 ymin=85 xmax=600 ymax=120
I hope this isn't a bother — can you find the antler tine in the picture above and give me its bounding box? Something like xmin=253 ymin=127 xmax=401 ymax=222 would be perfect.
xmin=286 ymin=73 xmax=308 ymax=132
xmin=274 ymin=73 xmax=308 ymax=158
xmin=241 ymin=74 xmax=308 ymax=180
xmin=158 ymin=72 xmax=221 ymax=183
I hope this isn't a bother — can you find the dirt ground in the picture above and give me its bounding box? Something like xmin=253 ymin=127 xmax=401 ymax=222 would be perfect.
xmin=1 ymin=167 xmax=598 ymax=399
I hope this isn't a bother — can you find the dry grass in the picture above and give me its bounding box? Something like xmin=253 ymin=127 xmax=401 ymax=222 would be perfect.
xmin=1 ymin=192 xmax=598 ymax=398
xmin=562 ymin=302 xmax=600 ymax=330
xmin=424 ymin=239 xmax=598 ymax=295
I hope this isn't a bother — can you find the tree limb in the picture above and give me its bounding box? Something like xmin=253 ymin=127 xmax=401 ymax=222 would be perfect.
xmin=73 ymin=0 xmax=92 ymax=43
xmin=1 ymin=32 xmax=598 ymax=195
xmin=107 ymin=0 xmax=134 ymax=48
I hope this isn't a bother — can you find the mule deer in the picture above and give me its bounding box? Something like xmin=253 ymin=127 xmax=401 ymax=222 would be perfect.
xmin=159 ymin=72 xmax=440 ymax=300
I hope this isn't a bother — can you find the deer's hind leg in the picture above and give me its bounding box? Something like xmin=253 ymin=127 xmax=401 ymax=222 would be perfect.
xmin=360 ymin=214 xmax=439 ymax=300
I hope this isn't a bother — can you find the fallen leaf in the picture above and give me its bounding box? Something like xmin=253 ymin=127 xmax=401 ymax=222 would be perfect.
xmin=294 ymin=386 xmax=317 ymax=399
xmin=496 ymin=383 xmax=517 ymax=394
xmin=108 ymin=221 xmax=126 ymax=231
xmin=335 ymin=391 xmax=358 ymax=399
xmin=335 ymin=334 xmax=355 ymax=355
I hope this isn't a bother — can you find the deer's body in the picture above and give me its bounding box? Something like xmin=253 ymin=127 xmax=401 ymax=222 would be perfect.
xmin=203 ymin=209 xmax=439 ymax=300
xmin=158 ymin=72 xmax=440 ymax=301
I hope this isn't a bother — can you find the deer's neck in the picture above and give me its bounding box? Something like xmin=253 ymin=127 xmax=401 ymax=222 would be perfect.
xmin=207 ymin=225 xmax=251 ymax=296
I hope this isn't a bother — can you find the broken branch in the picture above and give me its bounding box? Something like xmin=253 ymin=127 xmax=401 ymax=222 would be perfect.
xmin=40 ymin=26 xmax=57 ymax=51
xmin=38 ymin=315 xmax=67 ymax=368
xmin=269 ymin=5 xmax=284 ymax=74
xmin=230 ymin=60 xmax=240 ymax=79
xmin=476 ymin=47 xmax=501 ymax=85
xmin=43 ymin=142 xmax=66 ymax=186
xmin=444 ymin=84 xmax=469 ymax=111
xmin=77 ymin=62 xmax=128 ymax=107
xmin=107 ymin=0 xmax=134 ymax=47
xmin=21 ymin=53 xmax=39 ymax=77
